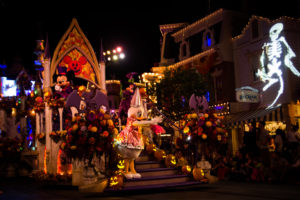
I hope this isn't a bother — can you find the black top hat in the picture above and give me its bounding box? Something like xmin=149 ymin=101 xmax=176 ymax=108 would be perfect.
xmin=57 ymin=66 xmax=67 ymax=75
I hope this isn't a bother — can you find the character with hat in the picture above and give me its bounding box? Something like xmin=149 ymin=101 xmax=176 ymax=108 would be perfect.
xmin=115 ymin=87 xmax=163 ymax=179
xmin=53 ymin=66 xmax=75 ymax=99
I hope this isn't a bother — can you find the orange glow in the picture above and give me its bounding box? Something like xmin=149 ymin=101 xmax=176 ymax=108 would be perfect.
xmin=44 ymin=147 xmax=47 ymax=174
xmin=67 ymin=164 xmax=72 ymax=175
xmin=57 ymin=149 xmax=63 ymax=175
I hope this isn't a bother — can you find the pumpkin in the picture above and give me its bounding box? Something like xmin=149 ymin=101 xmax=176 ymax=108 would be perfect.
xmin=192 ymin=167 xmax=205 ymax=181
xmin=154 ymin=149 xmax=166 ymax=161
xmin=117 ymin=159 xmax=125 ymax=170
xmin=143 ymin=135 xmax=150 ymax=146
xmin=109 ymin=175 xmax=123 ymax=189
xmin=165 ymin=154 xmax=176 ymax=168
xmin=182 ymin=165 xmax=192 ymax=175
xmin=146 ymin=144 xmax=156 ymax=154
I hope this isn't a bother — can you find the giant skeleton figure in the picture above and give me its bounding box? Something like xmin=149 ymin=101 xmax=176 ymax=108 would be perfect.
xmin=257 ymin=23 xmax=300 ymax=108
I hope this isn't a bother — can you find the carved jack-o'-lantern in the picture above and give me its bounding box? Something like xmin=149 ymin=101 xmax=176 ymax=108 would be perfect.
xmin=146 ymin=144 xmax=156 ymax=154
xmin=165 ymin=154 xmax=177 ymax=168
xmin=154 ymin=149 xmax=166 ymax=161
xmin=192 ymin=167 xmax=205 ymax=181
xmin=109 ymin=175 xmax=123 ymax=189
xmin=182 ymin=165 xmax=192 ymax=175
xmin=117 ymin=159 xmax=125 ymax=170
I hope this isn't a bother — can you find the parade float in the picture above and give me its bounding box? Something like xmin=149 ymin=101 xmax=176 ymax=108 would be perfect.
xmin=0 ymin=18 xmax=229 ymax=192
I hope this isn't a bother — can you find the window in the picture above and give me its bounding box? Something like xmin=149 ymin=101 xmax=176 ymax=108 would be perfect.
xmin=202 ymin=29 xmax=214 ymax=51
xmin=179 ymin=41 xmax=190 ymax=60
xmin=206 ymin=33 xmax=212 ymax=47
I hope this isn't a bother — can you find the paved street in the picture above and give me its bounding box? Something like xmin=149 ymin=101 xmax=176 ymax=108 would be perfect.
xmin=1 ymin=177 xmax=300 ymax=200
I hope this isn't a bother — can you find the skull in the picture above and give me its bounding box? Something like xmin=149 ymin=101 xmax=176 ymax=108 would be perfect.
xmin=269 ymin=23 xmax=283 ymax=41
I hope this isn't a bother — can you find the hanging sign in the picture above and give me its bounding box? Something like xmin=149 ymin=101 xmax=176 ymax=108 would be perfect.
xmin=236 ymin=86 xmax=260 ymax=103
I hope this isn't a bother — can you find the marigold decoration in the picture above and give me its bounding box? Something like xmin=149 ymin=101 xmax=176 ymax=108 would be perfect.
xmin=182 ymin=165 xmax=192 ymax=175
xmin=192 ymin=167 xmax=205 ymax=181
xmin=34 ymin=97 xmax=45 ymax=113
xmin=50 ymin=130 xmax=67 ymax=143
xmin=60 ymin=109 xmax=119 ymax=160
xmin=183 ymin=126 xmax=190 ymax=134
xmin=109 ymin=175 xmax=123 ymax=190
xmin=37 ymin=133 xmax=46 ymax=144
xmin=180 ymin=111 xmax=227 ymax=143
xmin=205 ymin=121 xmax=212 ymax=127
xmin=165 ymin=154 xmax=177 ymax=168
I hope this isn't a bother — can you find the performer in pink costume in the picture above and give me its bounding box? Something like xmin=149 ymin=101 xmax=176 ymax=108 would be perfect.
xmin=115 ymin=87 xmax=162 ymax=179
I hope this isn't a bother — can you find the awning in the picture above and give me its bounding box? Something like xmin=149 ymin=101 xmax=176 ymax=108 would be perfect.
xmin=226 ymin=105 xmax=286 ymax=128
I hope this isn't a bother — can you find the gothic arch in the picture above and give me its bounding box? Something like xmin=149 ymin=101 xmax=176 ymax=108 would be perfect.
xmin=50 ymin=18 xmax=101 ymax=87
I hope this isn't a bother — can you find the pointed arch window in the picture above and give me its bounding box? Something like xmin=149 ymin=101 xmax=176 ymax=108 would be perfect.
xmin=179 ymin=40 xmax=190 ymax=60
xmin=202 ymin=29 xmax=215 ymax=51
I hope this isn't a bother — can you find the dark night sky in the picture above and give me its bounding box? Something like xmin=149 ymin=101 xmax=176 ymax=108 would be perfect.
xmin=0 ymin=0 xmax=300 ymax=83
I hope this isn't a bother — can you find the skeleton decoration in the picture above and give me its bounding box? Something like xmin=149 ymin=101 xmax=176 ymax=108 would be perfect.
xmin=257 ymin=23 xmax=300 ymax=108
xmin=189 ymin=94 xmax=209 ymax=113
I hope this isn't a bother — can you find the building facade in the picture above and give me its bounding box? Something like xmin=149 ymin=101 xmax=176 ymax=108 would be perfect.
xmin=148 ymin=9 xmax=249 ymax=116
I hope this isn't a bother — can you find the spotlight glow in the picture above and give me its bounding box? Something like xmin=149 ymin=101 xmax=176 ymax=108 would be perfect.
xmin=119 ymin=53 xmax=125 ymax=59
xmin=116 ymin=47 xmax=122 ymax=52
xmin=113 ymin=55 xmax=118 ymax=60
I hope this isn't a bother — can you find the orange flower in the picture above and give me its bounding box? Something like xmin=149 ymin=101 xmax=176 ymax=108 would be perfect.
xmin=102 ymin=131 xmax=109 ymax=137
xmin=183 ymin=126 xmax=190 ymax=134
xmin=91 ymin=126 xmax=98 ymax=132
xmin=72 ymin=124 xmax=78 ymax=131
xmin=205 ymin=121 xmax=212 ymax=127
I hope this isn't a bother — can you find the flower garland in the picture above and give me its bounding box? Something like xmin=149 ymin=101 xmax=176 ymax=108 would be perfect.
xmin=179 ymin=111 xmax=227 ymax=143
xmin=50 ymin=130 xmax=67 ymax=143
xmin=36 ymin=132 xmax=45 ymax=144
xmin=60 ymin=108 xmax=119 ymax=161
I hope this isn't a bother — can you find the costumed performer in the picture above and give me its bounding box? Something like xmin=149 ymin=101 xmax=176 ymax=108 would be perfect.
xmin=115 ymin=87 xmax=162 ymax=179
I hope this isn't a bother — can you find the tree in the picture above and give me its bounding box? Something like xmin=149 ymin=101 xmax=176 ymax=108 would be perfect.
xmin=149 ymin=68 xmax=211 ymax=121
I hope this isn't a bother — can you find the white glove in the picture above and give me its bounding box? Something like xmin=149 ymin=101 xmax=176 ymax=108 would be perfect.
xmin=55 ymin=85 xmax=62 ymax=92
xmin=151 ymin=116 xmax=163 ymax=124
